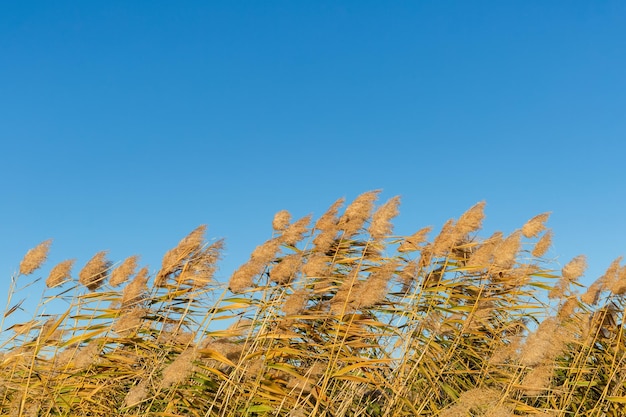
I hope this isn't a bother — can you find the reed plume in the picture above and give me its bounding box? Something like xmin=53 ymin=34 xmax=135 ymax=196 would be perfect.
xmin=369 ymin=196 xmax=400 ymax=240
xmin=19 ymin=239 xmax=52 ymax=275
xmin=45 ymin=259 xmax=74 ymax=288
xmin=110 ymin=255 xmax=139 ymax=286
xmin=79 ymin=251 xmax=111 ymax=290
xmin=522 ymin=212 xmax=550 ymax=238
xmin=338 ymin=190 xmax=379 ymax=237
xmin=272 ymin=210 xmax=291 ymax=232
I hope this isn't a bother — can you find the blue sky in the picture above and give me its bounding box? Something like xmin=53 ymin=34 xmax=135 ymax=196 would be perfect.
xmin=1 ymin=1 xmax=625 ymax=324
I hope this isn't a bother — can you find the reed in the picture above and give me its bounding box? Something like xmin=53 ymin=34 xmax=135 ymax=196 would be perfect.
xmin=2 ymin=192 xmax=626 ymax=416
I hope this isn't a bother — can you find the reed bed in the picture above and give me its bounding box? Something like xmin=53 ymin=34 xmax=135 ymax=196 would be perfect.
xmin=2 ymin=191 xmax=626 ymax=416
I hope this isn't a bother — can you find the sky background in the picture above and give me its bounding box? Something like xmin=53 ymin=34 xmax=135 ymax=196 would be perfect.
xmin=1 ymin=1 xmax=625 ymax=328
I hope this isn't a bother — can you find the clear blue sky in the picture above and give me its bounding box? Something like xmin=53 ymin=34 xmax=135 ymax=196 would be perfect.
xmin=1 ymin=1 xmax=625 ymax=324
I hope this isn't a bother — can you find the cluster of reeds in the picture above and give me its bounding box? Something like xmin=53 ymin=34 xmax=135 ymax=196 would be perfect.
xmin=2 ymin=190 xmax=626 ymax=416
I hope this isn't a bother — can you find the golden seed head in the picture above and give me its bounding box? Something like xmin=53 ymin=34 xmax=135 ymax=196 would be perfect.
xmin=338 ymin=190 xmax=380 ymax=237
xmin=368 ymin=196 xmax=401 ymax=240
xmin=314 ymin=198 xmax=344 ymax=231
xmin=121 ymin=267 xmax=149 ymax=308
xmin=581 ymin=279 xmax=604 ymax=305
xmin=561 ymin=255 xmax=587 ymax=281
xmin=467 ymin=232 xmax=503 ymax=268
xmin=431 ymin=219 xmax=459 ymax=257
xmin=79 ymin=251 xmax=111 ymax=291
xmin=302 ymin=253 xmax=331 ymax=278
xmin=519 ymin=317 xmax=570 ymax=366
xmin=455 ymin=201 xmax=486 ymax=236
xmin=398 ymin=226 xmax=432 ymax=252
xmin=110 ymin=255 xmax=139 ymax=287
xmin=356 ymin=262 xmax=396 ymax=308
xmin=270 ymin=253 xmax=301 ymax=285
xmin=272 ymin=210 xmax=291 ymax=231
xmin=493 ymin=230 xmax=521 ymax=269
xmin=157 ymin=225 xmax=207 ymax=285
xmin=532 ymin=230 xmax=552 ymax=258
xmin=74 ymin=340 xmax=101 ymax=370
xmin=113 ymin=308 xmax=145 ymax=336
xmin=281 ymin=215 xmax=312 ymax=246
xmin=602 ymin=257 xmax=624 ymax=293
xmin=558 ymin=296 xmax=580 ymax=318
xmin=124 ymin=379 xmax=149 ymax=407
xmin=229 ymin=261 xmax=261 ymax=293
xmin=160 ymin=348 xmax=199 ymax=389
xmin=46 ymin=259 xmax=75 ymax=288
xmin=19 ymin=239 xmax=52 ymax=275
xmin=440 ymin=388 xmax=500 ymax=417
xmin=282 ymin=289 xmax=309 ymax=315
xmin=522 ymin=212 xmax=551 ymax=238
xmin=521 ymin=364 xmax=553 ymax=396
xmin=609 ymin=264 xmax=626 ymax=295
xmin=250 ymin=238 xmax=281 ymax=264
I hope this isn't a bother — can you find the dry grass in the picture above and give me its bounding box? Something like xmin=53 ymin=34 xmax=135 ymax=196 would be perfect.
xmin=2 ymin=191 xmax=626 ymax=416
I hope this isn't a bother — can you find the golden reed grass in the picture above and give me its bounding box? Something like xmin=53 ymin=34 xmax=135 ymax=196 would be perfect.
xmin=3 ymin=191 xmax=626 ymax=417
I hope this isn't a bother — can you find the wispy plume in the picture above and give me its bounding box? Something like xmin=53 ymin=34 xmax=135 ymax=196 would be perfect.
xmin=46 ymin=259 xmax=75 ymax=288
xmin=110 ymin=255 xmax=139 ymax=287
xmin=369 ymin=196 xmax=400 ymax=240
xmin=79 ymin=251 xmax=111 ymax=291
xmin=19 ymin=239 xmax=52 ymax=275
xmin=272 ymin=210 xmax=291 ymax=232
xmin=338 ymin=190 xmax=380 ymax=237
xmin=522 ymin=212 xmax=551 ymax=238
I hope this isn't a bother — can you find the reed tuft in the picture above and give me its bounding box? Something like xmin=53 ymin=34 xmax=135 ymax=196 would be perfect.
xmin=79 ymin=250 xmax=111 ymax=290
xmin=45 ymin=258 xmax=74 ymax=288
xmin=19 ymin=239 xmax=52 ymax=275
xmin=110 ymin=255 xmax=139 ymax=286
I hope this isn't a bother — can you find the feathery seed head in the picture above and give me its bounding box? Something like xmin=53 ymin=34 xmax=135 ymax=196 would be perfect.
xmin=110 ymin=255 xmax=139 ymax=286
xmin=581 ymin=278 xmax=605 ymax=305
xmin=609 ymin=264 xmax=626 ymax=295
xmin=19 ymin=239 xmax=52 ymax=275
xmin=561 ymin=255 xmax=587 ymax=281
xmin=272 ymin=210 xmax=291 ymax=231
xmin=270 ymin=253 xmax=301 ymax=285
xmin=74 ymin=340 xmax=101 ymax=369
xmin=431 ymin=219 xmax=459 ymax=257
xmin=121 ymin=267 xmax=149 ymax=308
xmin=157 ymin=225 xmax=207 ymax=285
xmin=519 ymin=317 xmax=570 ymax=366
xmin=522 ymin=212 xmax=551 ymax=238
xmin=251 ymin=238 xmax=281 ymax=264
xmin=521 ymin=364 xmax=553 ymax=396
xmin=302 ymin=253 xmax=331 ymax=278
xmin=532 ymin=230 xmax=552 ymax=257
xmin=281 ymin=215 xmax=312 ymax=246
xmin=46 ymin=259 xmax=75 ymax=288
xmin=493 ymin=230 xmax=521 ymax=269
xmin=455 ymin=201 xmax=486 ymax=236
xmin=79 ymin=251 xmax=111 ymax=291
xmin=369 ymin=196 xmax=401 ymax=240
xmin=356 ymin=262 xmax=397 ymax=308
xmin=113 ymin=308 xmax=145 ymax=336
xmin=339 ymin=190 xmax=380 ymax=237
xmin=283 ymin=289 xmax=309 ymax=315
xmin=229 ymin=261 xmax=261 ymax=293
xmin=398 ymin=226 xmax=432 ymax=252
xmin=602 ymin=257 xmax=624 ymax=294
xmin=124 ymin=380 xmax=149 ymax=407
xmin=314 ymin=198 xmax=344 ymax=231
xmin=467 ymin=232 xmax=503 ymax=268
xmin=160 ymin=348 xmax=199 ymax=389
